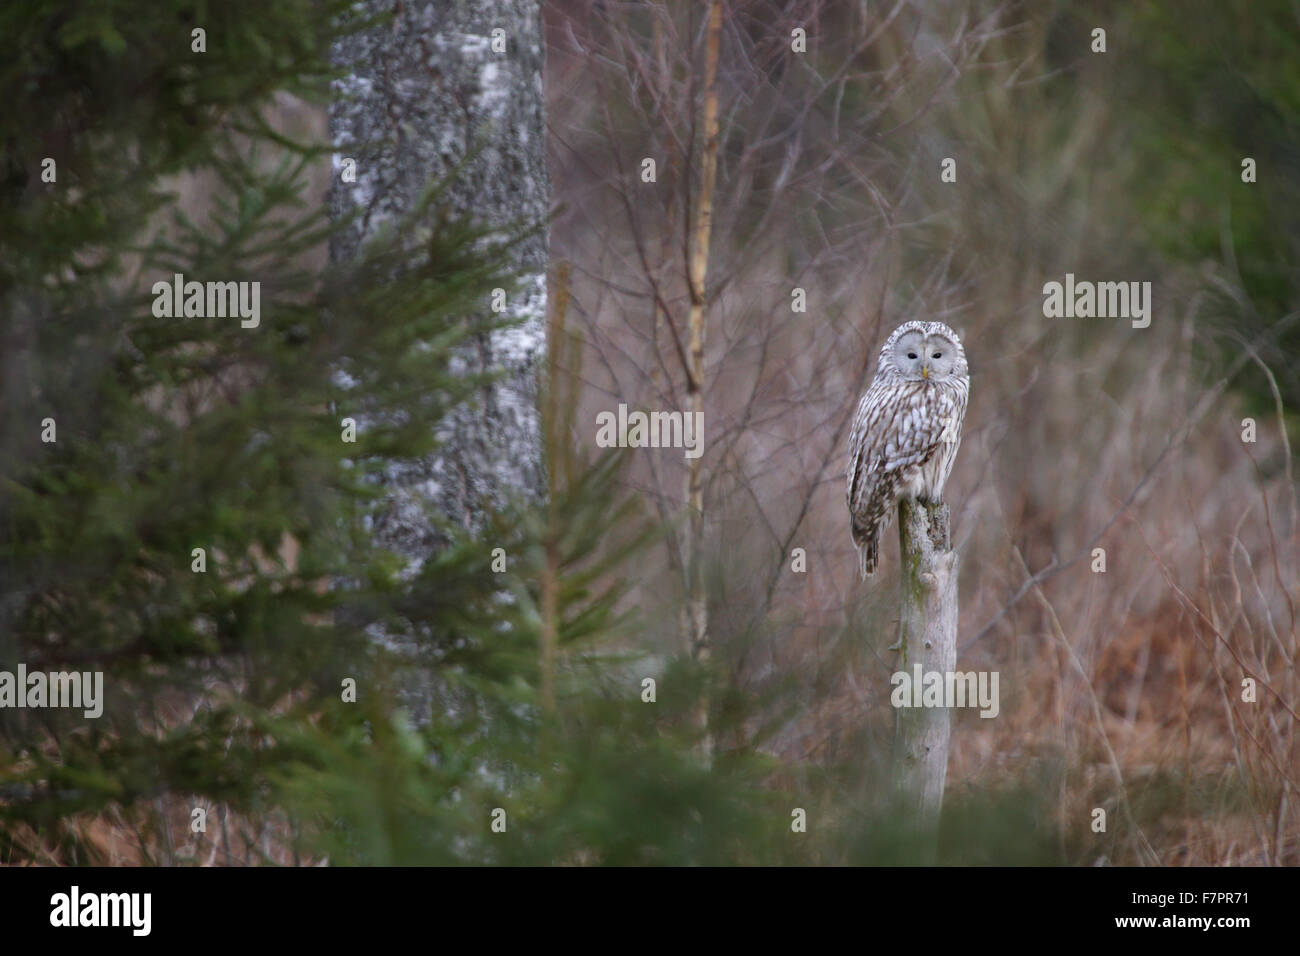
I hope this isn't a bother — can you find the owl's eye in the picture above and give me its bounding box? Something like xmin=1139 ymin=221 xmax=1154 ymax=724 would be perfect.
xmin=932 ymin=352 xmax=942 ymax=359
xmin=907 ymin=352 xmax=917 ymax=360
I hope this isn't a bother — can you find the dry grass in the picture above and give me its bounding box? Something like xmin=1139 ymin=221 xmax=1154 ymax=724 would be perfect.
xmin=546 ymin=0 xmax=1299 ymax=864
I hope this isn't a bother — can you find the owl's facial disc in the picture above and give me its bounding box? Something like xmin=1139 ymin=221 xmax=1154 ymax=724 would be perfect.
xmin=893 ymin=331 xmax=929 ymax=380
xmin=923 ymin=334 xmax=958 ymax=380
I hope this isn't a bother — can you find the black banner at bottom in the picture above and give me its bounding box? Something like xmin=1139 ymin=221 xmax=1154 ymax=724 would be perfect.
xmin=0 ymin=864 xmax=1278 ymax=944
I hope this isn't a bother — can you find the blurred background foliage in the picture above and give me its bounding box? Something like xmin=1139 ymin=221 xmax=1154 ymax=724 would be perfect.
xmin=1 ymin=0 xmax=1296 ymax=865
xmin=1118 ymin=0 xmax=1300 ymax=433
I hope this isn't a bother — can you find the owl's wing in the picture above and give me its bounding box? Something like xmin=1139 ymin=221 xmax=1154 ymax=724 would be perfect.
xmin=847 ymin=379 xmax=964 ymax=575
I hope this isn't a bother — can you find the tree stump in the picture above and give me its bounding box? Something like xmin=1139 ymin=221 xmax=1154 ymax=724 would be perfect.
xmin=892 ymin=498 xmax=958 ymax=854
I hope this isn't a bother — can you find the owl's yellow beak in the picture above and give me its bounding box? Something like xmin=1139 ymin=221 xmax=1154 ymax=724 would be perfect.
xmin=921 ymin=365 xmax=929 ymax=380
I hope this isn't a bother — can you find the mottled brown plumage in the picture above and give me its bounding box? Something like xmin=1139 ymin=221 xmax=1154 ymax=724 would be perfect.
xmin=847 ymin=321 xmax=969 ymax=576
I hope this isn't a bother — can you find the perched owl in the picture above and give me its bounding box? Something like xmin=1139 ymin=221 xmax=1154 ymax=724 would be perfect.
xmin=846 ymin=320 xmax=969 ymax=577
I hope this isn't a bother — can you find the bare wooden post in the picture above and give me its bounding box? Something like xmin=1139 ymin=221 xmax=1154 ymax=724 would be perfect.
xmin=893 ymin=499 xmax=958 ymax=852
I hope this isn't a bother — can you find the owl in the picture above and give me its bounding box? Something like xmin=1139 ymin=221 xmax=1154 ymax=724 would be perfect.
xmin=846 ymin=320 xmax=969 ymax=577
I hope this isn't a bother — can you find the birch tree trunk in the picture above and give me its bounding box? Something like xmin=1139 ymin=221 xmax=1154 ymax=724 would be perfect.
xmin=329 ymin=0 xmax=549 ymax=561
xmin=893 ymin=499 xmax=958 ymax=852
xmin=685 ymin=0 xmax=722 ymax=761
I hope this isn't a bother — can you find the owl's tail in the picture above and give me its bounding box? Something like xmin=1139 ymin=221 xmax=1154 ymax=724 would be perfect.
xmin=852 ymin=523 xmax=880 ymax=578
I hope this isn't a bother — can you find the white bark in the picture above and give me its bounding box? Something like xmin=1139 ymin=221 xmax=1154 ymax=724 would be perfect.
xmin=329 ymin=0 xmax=549 ymax=562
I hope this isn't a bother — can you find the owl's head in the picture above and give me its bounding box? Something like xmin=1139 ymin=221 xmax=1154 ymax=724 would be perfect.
xmin=879 ymin=320 xmax=967 ymax=383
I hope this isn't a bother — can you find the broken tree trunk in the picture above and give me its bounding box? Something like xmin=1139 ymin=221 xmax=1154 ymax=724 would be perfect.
xmin=893 ymin=498 xmax=958 ymax=853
